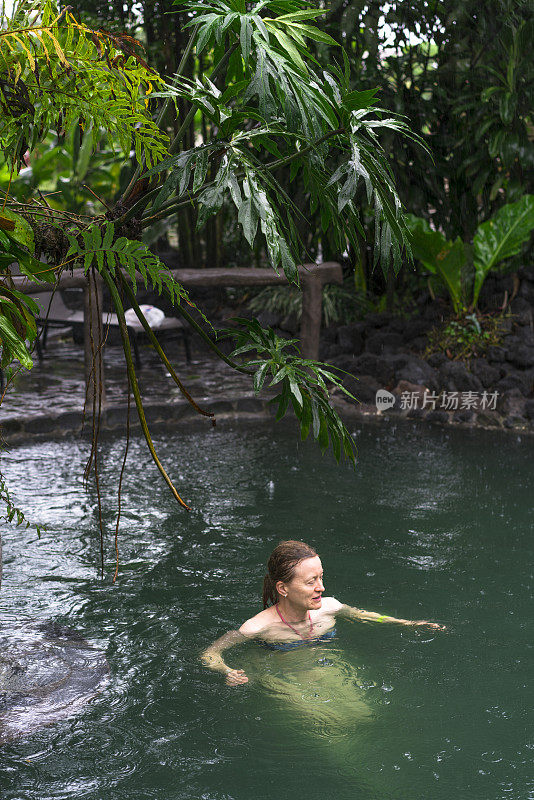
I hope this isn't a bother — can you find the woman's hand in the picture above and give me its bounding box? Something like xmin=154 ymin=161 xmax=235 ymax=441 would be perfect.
xmin=413 ymin=621 xmax=446 ymax=630
xmin=225 ymin=668 xmax=249 ymax=686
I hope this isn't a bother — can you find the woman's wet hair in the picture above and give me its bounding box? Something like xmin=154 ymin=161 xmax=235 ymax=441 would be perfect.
xmin=262 ymin=540 xmax=318 ymax=608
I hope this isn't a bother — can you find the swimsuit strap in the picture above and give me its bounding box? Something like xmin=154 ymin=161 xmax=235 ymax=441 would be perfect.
xmin=275 ymin=603 xmax=314 ymax=640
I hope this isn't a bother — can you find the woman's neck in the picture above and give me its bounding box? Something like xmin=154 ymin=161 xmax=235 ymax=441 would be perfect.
xmin=276 ymin=597 xmax=308 ymax=624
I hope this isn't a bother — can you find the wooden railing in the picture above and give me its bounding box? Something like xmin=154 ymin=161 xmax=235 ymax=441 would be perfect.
xmin=12 ymin=261 xmax=342 ymax=405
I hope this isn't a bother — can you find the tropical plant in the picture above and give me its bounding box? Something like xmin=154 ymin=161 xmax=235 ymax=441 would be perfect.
xmin=0 ymin=128 xmax=125 ymax=212
xmin=0 ymin=2 xmax=169 ymax=168
xmin=0 ymin=207 xmax=53 ymax=372
xmin=472 ymin=195 xmax=534 ymax=306
xmin=426 ymin=313 xmax=508 ymax=361
xmin=0 ymin=0 xmax=418 ymax=567
xmin=71 ymin=0 xmax=534 ymax=280
xmin=221 ymin=318 xmax=357 ymax=461
xmin=406 ymin=195 xmax=534 ymax=314
xmin=247 ymin=282 xmax=366 ymax=327
xmin=278 ymin=0 xmax=531 ymax=300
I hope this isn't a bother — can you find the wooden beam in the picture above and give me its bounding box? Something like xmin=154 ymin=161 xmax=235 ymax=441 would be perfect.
xmin=11 ymin=262 xmax=342 ymax=293
xmin=301 ymin=272 xmax=323 ymax=360
xmin=168 ymin=262 xmax=342 ymax=288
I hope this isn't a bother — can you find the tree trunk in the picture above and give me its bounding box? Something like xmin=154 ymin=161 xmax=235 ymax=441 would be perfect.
xmin=300 ymin=271 xmax=323 ymax=360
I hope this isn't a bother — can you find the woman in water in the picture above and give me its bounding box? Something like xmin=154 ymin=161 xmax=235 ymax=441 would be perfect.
xmin=202 ymin=540 xmax=444 ymax=686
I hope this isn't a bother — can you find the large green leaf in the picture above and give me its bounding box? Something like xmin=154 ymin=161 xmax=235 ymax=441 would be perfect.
xmin=405 ymin=214 xmax=447 ymax=272
xmin=342 ymin=87 xmax=379 ymax=112
xmin=1 ymin=209 xmax=35 ymax=253
xmin=0 ymin=313 xmax=33 ymax=369
xmin=433 ymin=239 xmax=466 ymax=314
xmin=406 ymin=214 xmax=466 ymax=312
xmin=74 ymin=123 xmax=94 ymax=181
xmin=473 ymin=195 xmax=534 ymax=306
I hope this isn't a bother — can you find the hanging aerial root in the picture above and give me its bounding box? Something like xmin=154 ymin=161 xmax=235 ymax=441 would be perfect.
xmin=82 ymin=270 xmax=111 ymax=484
xmin=83 ymin=267 xmax=106 ymax=575
xmin=101 ymin=265 xmax=190 ymax=511
xmin=118 ymin=273 xmax=214 ymax=420
xmin=113 ymin=376 xmax=131 ymax=583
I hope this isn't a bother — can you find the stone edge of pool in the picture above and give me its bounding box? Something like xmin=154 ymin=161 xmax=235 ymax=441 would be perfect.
xmin=1 ymin=392 xmax=533 ymax=445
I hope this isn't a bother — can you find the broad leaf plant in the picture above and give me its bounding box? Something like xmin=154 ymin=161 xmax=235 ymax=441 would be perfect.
xmin=406 ymin=196 xmax=534 ymax=314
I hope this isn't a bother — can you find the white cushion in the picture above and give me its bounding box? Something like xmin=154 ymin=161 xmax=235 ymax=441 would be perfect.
xmin=124 ymin=305 xmax=165 ymax=330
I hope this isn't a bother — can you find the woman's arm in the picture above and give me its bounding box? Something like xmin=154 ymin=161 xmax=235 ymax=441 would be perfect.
xmin=200 ymin=630 xmax=250 ymax=686
xmin=337 ymin=603 xmax=445 ymax=630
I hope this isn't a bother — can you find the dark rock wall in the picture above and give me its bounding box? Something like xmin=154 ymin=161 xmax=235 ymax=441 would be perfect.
xmin=317 ymin=267 xmax=534 ymax=431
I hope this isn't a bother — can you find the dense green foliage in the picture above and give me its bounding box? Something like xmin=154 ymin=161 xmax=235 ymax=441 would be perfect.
xmin=6 ymin=1 xmax=531 ymax=282
xmin=325 ymin=1 xmax=534 ymax=243
xmin=0 ymin=0 xmax=420 ymax=534
xmin=406 ymin=196 xmax=534 ymax=313
xmin=0 ymin=2 xmax=169 ymax=168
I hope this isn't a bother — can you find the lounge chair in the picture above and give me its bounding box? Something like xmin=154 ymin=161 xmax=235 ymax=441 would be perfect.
xmin=34 ymin=290 xmax=191 ymax=369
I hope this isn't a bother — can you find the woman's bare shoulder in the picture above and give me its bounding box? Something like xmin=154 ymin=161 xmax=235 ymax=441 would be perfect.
xmin=238 ymin=607 xmax=276 ymax=636
xmin=320 ymin=596 xmax=344 ymax=614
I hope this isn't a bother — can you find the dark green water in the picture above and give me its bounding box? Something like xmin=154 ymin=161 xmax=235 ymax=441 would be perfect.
xmin=0 ymin=419 xmax=532 ymax=800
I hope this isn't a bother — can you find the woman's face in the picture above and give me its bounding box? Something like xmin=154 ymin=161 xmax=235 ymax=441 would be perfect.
xmin=280 ymin=556 xmax=325 ymax=610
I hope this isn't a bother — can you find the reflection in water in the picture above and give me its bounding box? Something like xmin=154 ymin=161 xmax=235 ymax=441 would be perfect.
xmin=0 ymin=622 xmax=109 ymax=744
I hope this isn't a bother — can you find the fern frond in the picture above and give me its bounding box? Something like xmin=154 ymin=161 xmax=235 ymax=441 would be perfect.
xmin=0 ymin=1 xmax=169 ymax=170
xmin=64 ymin=222 xmax=191 ymax=306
